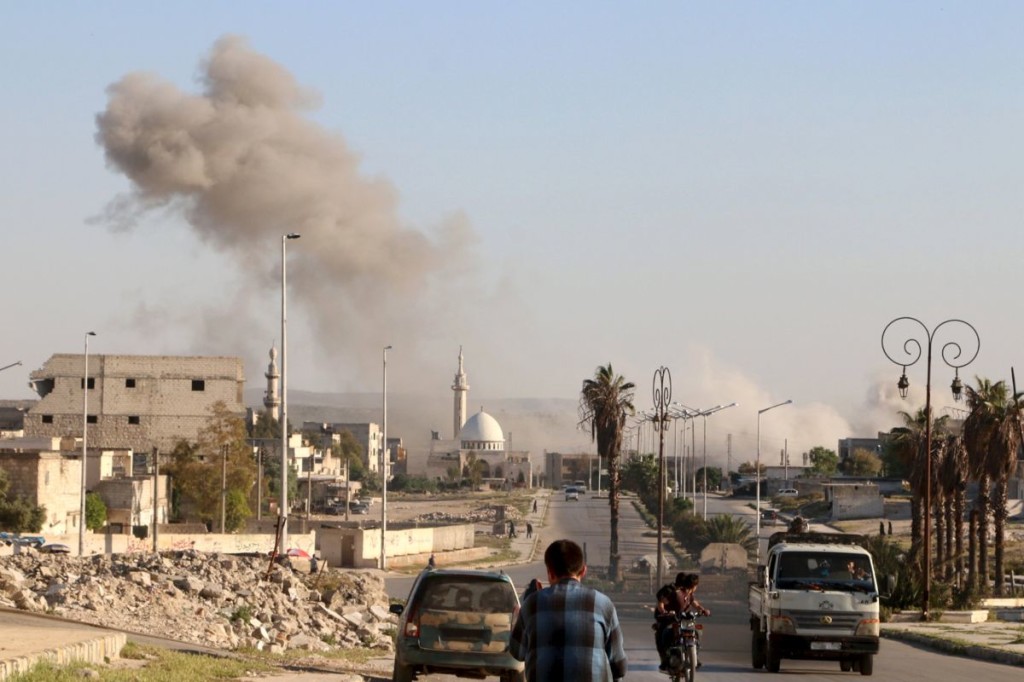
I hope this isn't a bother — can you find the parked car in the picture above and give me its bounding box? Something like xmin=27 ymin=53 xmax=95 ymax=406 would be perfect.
xmin=350 ymin=502 xmax=370 ymax=515
xmin=565 ymin=487 xmax=580 ymax=501
xmin=391 ymin=568 xmax=525 ymax=682
xmin=776 ymin=488 xmax=800 ymax=498
xmin=39 ymin=543 xmax=71 ymax=554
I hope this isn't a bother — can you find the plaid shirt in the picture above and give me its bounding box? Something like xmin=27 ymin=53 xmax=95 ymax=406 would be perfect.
xmin=510 ymin=578 xmax=627 ymax=682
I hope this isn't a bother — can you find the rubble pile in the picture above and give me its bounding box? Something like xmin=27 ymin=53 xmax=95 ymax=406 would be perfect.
xmin=414 ymin=504 xmax=523 ymax=525
xmin=0 ymin=550 xmax=396 ymax=655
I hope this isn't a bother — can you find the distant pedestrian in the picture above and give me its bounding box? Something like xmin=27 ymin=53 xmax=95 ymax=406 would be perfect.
xmin=879 ymin=521 xmax=886 ymax=536
xmin=888 ymin=521 xmax=893 ymax=536
xmin=428 ymin=553 xmax=436 ymax=569
xmin=509 ymin=521 xmax=517 ymax=538
xmin=533 ymin=499 xmax=538 ymax=513
xmin=310 ymin=554 xmax=319 ymax=574
xmin=526 ymin=522 xmax=534 ymax=539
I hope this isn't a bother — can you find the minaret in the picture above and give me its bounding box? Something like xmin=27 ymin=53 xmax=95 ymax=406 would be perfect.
xmin=452 ymin=346 xmax=469 ymax=440
xmin=263 ymin=345 xmax=281 ymax=422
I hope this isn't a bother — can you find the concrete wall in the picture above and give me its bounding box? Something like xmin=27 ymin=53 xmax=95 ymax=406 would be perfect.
xmin=318 ymin=523 xmax=475 ymax=569
xmin=827 ymin=483 xmax=884 ymax=521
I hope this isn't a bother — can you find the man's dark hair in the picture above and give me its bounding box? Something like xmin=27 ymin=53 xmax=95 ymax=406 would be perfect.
xmin=544 ymin=539 xmax=585 ymax=578
xmin=674 ymin=572 xmax=688 ymax=587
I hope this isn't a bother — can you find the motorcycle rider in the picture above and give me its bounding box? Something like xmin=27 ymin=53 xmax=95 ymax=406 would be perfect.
xmin=654 ymin=573 xmax=711 ymax=671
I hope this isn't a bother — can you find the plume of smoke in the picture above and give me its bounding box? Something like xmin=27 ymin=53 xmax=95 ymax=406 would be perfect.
xmin=95 ymin=35 xmax=478 ymax=391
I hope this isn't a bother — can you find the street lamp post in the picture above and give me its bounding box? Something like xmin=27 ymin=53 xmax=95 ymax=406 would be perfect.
xmin=79 ymin=332 xmax=96 ymax=556
xmin=652 ymin=367 xmax=672 ymax=589
xmin=881 ymin=316 xmax=979 ymax=621
xmin=0 ymin=361 xmax=22 ymax=373
xmin=380 ymin=345 xmax=393 ymax=571
xmin=700 ymin=402 xmax=738 ymax=519
xmin=756 ymin=399 xmax=792 ymax=558
xmin=280 ymin=232 xmax=300 ymax=553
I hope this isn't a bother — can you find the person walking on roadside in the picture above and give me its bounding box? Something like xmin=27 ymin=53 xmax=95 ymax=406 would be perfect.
xmin=510 ymin=539 xmax=627 ymax=681
xmin=509 ymin=520 xmax=517 ymax=538
xmin=533 ymin=499 xmax=538 ymax=513
xmin=526 ymin=522 xmax=533 ymax=539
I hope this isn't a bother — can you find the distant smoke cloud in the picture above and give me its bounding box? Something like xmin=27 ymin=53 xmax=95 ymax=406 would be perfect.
xmin=95 ymin=35 xmax=478 ymax=391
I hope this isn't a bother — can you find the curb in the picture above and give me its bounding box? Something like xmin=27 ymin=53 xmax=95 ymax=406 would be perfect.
xmin=882 ymin=629 xmax=1024 ymax=668
xmin=0 ymin=630 xmax=126 ymax=681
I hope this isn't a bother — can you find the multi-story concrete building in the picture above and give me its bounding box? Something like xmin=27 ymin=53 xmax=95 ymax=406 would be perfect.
xmin=302 ymin=422 xmax=383 ymax=475
xmin=25 ymin=354 xmax=246 ymax=455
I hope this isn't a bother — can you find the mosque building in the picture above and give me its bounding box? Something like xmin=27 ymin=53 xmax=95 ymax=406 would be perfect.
xmin=425 ymin=348 xmax=533 ymax=487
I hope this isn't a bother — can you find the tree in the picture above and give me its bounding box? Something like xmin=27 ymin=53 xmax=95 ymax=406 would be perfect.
xmin=844 ymin=448 xmax=883 ymax=477
xmin=737 ymin=461 xmax=765 ymax=475
xmin=696 ymin=466 xmax=723 ymax=491
xmin=166 ymin=401 xmax=258 ymax=529
xmin=0 ymin=468 xmax=45 ymax=533
xmin=807 ymin=446 xmax=839 ymax=476
xmin=85 ymin=492 xmax=107 ymax=531
xmin=963 ymin=377 xmax=1022 ymax=596
xmin=333 ymin=429 xmax=366 ymax=480
xmin=579 ymin=363 xmax=635 ymax=582
xmin=463 ymin=452 xmax=486 ymax=489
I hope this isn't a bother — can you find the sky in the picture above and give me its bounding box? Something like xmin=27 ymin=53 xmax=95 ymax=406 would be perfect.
xmin=2 ymin=3 xmax=1023 ymax=467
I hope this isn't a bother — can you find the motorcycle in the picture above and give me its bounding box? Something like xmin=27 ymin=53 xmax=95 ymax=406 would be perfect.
xmin=665 ymin=610 xmax=704 ymax=682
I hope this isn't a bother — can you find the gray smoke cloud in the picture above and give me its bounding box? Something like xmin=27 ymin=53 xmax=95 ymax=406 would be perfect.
xmin=95 ymin=35 xmax=478 ymax=393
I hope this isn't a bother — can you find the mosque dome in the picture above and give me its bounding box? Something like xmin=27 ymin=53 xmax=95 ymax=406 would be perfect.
xmin=460 ymin=409 xmax=505 ymax=450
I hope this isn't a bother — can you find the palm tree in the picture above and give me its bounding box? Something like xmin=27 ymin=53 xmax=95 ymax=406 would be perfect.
xmin=579 ymin=363 xmax=635 ymax=581
xmin=891 ymin=408 xmax=949 ymax=576
xmin=938 ymin=434 xmax=968 ymax=584
xmin=698 ymin=514 xmax=757 ymax=555
xmin=964 ymin=377 xmax=1024 ymax=596
xmin=964 ymin=378 xmax=1001 ymax=594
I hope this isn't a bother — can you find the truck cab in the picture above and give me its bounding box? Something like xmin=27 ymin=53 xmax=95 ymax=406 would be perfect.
xmin=749 ymin=531 xmax=884 ymax=676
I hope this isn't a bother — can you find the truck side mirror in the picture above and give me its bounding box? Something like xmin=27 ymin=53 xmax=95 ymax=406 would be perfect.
xmin=757 ymin=565 xmax=767 ymax=585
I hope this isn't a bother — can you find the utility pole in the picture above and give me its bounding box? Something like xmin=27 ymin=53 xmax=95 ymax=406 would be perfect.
xmin=152 ymin=448 xmax=159 ymax=553
xmin=221 ymin=444 xmax=227 ymax=534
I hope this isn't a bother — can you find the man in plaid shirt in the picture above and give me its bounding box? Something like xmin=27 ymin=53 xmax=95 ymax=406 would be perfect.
xmin=510 ymin=539 xmax=627 ymax=681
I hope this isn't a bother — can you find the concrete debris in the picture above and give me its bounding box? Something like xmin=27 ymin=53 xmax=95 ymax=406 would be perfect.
xmin=0 ymin=550 xmax=396 ymax=655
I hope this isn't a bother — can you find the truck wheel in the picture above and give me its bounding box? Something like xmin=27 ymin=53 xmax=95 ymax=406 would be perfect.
xmin=751 ymin=631 xmax=766 ymax=669
xmin=392 ymin=662 xmax=414 ymax=682
xmin=858 ymin=654 xmax=874 ymax=676
xmin=766 ymin=644 xmax=782 ymax=673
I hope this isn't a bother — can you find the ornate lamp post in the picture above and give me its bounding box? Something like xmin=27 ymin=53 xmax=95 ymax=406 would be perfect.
xmin=881 ymin=316 xmax=979 ymax=620
xmin=652 ymin=367 xmax=672 ymax=589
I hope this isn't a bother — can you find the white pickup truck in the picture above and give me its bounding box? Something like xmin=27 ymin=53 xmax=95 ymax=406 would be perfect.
xmin=749 ymin=531 xmax=889 ymax=676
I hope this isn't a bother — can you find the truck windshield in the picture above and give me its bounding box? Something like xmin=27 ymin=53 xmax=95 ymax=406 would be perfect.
xmin=775 ymin=551 xmax=875 ymax=592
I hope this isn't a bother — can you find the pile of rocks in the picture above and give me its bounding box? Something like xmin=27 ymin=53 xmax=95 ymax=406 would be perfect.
xmin=0 ymin=550 xmax=396 ymax=655
xmin=415 ymin=504 xmax=523 ymax=525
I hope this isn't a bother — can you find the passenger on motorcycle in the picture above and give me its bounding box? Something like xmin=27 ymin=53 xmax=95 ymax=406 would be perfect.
xmin=654 ymin=573 xmax=711 ymax=671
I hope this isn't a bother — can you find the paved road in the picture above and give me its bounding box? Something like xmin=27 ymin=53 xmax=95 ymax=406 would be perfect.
xmin=378 ymin=490 xmax=1024 ymax=682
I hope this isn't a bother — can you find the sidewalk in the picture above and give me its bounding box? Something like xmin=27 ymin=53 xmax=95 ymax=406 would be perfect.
xmin=882 ymin=618 xmax=1024 ymax=667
